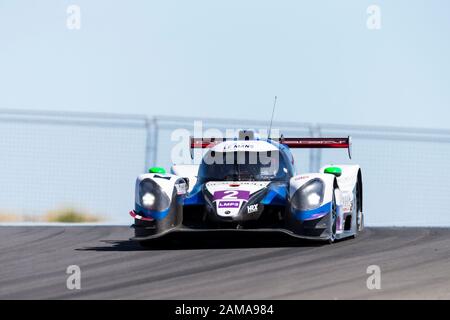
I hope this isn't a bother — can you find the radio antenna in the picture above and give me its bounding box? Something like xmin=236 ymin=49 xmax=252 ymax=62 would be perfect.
xmin=268 ymin=95 xmax=277 ymax=140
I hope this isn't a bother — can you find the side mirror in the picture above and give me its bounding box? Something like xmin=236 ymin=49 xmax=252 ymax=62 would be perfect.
xmin=324 ymin=166 xmax=342 ymax=177
xmin=149 ymin=167 xmax=166 ymax=174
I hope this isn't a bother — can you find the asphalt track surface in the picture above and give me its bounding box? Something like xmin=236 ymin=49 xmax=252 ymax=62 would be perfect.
xmin=0 ymin=226 xmax=450 ymax=299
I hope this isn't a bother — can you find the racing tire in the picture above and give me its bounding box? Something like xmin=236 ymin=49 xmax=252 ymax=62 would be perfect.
xmin=355 ymin=180 xmax=364 ymax=234
xmin=327 ymin=192 xmax=338 ymax=244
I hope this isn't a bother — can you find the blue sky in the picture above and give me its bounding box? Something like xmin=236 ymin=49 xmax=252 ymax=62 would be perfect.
xmin=1 ymin=0 xmax=449 ymax=129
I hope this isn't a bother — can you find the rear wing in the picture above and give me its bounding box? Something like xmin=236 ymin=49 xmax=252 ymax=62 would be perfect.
xmin=189 ymin=137 xmax=223 ymax=159
xmin=277 ymin=136 xmax=352 ymax=159
xmin=189 ymin=136 xmax=352 ymax=159
xmin=190 ymin=137 xmax=224 ymax=149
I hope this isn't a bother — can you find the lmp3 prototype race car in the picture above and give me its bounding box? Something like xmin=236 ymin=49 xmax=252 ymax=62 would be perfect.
xmin=129 ymin=130 xmax=363 ymax=245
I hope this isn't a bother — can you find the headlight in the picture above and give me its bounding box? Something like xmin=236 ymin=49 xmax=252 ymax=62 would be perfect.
xmin=291 ymin=179 xmax=325 ymax=211
xmin=139 ymin=179 xmax=170 ymax=211
xmin=142 ymin=192 xmax=156 ymax=207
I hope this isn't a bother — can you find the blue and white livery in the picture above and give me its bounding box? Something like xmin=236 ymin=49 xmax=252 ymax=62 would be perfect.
xmin=130 ymin=130 xmax=363 ymax=244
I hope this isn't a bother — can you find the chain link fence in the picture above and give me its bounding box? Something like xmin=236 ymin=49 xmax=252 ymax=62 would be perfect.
xmin=1 ymin=109 xmax=449 ymax=226
xmin=0 ymin=109 xmax=148 ymax=224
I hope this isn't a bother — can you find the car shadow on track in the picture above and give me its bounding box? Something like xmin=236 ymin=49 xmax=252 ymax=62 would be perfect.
xmin=76 ymin=232 xmax=329 ymax=252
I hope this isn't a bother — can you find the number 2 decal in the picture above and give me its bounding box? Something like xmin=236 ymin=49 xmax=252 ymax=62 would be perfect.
xmin=222 ymin=190 xmax=239 ymax=199
xmin=213 ymin=190 xmax=250 ymax=201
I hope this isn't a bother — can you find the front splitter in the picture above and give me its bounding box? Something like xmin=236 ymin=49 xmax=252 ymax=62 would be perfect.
xmin=130 ymin=226 xmax=330 ymax=242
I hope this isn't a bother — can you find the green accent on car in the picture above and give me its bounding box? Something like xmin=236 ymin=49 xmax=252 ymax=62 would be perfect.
xmin=324 ymin=166 xmax=342 ymax=177
xmin=149 ymin=167 xmax=166 ymax=174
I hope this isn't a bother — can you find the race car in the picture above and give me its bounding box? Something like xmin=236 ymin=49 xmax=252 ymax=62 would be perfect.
xmin=129 ymin=130 xmax=363 ymax=245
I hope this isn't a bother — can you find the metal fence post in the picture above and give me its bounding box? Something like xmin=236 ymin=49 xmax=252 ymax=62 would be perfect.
xmin=144 ymin=117 xmax=152 ymax=172
xmin=314 ymin=124 xmax=322 ymax=172
xmin=308 ymin=123 xmax=321 ymax=172
xmin=150 ymin=117 xmax=159 ymax=168
xmin=144 ymin=116 xmax=159 ymax=172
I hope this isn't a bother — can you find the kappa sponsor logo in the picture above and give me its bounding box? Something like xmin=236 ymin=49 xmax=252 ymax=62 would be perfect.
xmin=247 ymin=204 xmax=258 ymax=213
xmin=218 ymin=201 xmax=240 ymax=208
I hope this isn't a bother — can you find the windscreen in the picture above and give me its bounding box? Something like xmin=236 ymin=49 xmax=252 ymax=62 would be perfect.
xmin=198 ymin=150 xmax=289 ymax=181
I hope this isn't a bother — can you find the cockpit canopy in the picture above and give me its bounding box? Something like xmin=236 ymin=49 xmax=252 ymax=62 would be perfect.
xmin=198 ymin=149 xmax=293 ymax=182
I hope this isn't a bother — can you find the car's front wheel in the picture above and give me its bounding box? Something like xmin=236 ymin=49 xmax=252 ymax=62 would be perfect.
xmin=327 ymin=193 xmax=338 ymax=244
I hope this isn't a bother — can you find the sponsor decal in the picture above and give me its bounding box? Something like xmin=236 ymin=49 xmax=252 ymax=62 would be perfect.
xmin=218 ymin=201 xmax=240 ymax=208
xmin=247 ymin=204 xmax=258 ymax=213
xmin=222 ymin=143 xmax=255 ymax=150
xmin=213 ymin=190 xmax=250 ymax=201
xmin=341 ymin=204 xmax=352 ymax=213
xmin=175 ymin=182 xmax=187 ymax=195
